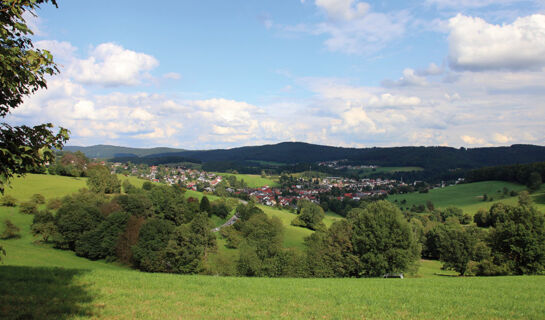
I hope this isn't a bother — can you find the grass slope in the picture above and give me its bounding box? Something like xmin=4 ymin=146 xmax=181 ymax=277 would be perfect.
xmin=2 ymin=177 xmax=545 ymax=318
xmin=387 ymin=181 xmax=545 ymax=215
xmin=214 ymin=172 xmax=279 ymax=188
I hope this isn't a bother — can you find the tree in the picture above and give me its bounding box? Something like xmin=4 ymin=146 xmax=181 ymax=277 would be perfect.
xmin=526 ymin=172 xmax=542 ymax=192
xmin=291 ymin=202 xmax=325 ymax=231
xmin=487 ymin=201 xmax=545 ymax=275
xmin=199 ymin=196 xmax=211 ymax=214
xmin=437 ymin=224 xmax=477 ymax=276
xmin=132 ymin=219 xmax=175 ymax=272
xmin=348 ymin=201 xmax=420 ymax=277
xmin=31 ymin=210 xmax=57 ymax=242
xmin=0 ymin=219 xmax=20 ymax=239
xmin=164 ymin=212 xmax=217 ymax=274
xmin=86 ymin=165 xmax=121 ymax=194
xmin=0 ymin=0 xmax=69 ymax=194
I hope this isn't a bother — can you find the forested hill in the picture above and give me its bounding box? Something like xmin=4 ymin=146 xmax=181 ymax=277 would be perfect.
xmin=66 ymin=142 xmax=545 ymax=171
xmin=64 ymin=145 xmax=184 ymax=159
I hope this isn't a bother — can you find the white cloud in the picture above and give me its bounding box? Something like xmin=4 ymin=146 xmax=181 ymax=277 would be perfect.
xmin=68 ymin=43 xmax=159 ymax=86
xmin=163 ymin=72 xmax=181 ymax=80
xmin=448 ymin=14 xmax=545 ymax=71
xmin=493 ymin=133 xmax=513 ymax=144
xmin=287 ymin=1 xmax=409 ymax=54
xmin=383 ymin=68 xmax=429 ymax=87
xmin=315 ymin=0 xmax=370 ymax=21
xmin=461 ymin=135 xmax=487 ymax=145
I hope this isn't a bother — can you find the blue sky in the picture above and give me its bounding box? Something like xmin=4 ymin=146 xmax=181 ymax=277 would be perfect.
xmin=6 ymin=0 xmax=545 ymax=149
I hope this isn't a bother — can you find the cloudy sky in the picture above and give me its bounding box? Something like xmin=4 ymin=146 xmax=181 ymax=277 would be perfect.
xmin=6 ymin=0 xmax=545 ymax=149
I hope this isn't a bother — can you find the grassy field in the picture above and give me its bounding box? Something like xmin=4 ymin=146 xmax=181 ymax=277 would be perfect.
xmin=213 ymin=172 xmax=279 ymax=188
xmin=387 ymin=181 xmax=545 ymax=215
xmin=1 ymin=210 xmax=544 ymax=320
xmin=2 ymin=177 xmax=545 ymax=319
xmin=2 ymin=174 xmax=88 ymax=202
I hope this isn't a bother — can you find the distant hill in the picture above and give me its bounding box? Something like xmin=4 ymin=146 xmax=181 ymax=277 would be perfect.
xmin=64 ymin=144 xmax=184 ymax=159
xmin=65 ymin=142 xmax=545 ymax=171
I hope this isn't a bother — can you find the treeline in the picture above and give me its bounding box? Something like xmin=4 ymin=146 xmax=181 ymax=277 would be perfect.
xmin=466 ymin=161 xmax=545 ymax=190
xmin=420 ymin=193 xmax=545 ymax=275
xmin=219 ymin=200 xmax=421 ymax=277
xmin=110 ymin=155 xmax=201 ymax=166
xmin=31 ymin=182 xmax=224 ymax=273
xmin=22 ymin=176 xmax=545 ymax=277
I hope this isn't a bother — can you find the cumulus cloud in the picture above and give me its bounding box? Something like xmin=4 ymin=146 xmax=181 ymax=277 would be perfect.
xmin=448 ymin=14 xmax=545 ymax=71
xmin=461 ymin=135 xmax=487 ymax=145
xmin=287 ymin=1 xmax=409 ymax=54
xmin=57 ymin=43 xmax=159 ymax=86
xmin=315 ymin=0 xmax=370 ymax=21
xmin=382 ymin=68 xmax=429 ymax=87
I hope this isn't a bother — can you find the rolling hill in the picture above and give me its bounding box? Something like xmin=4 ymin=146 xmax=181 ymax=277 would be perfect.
xmin=65 ymin=142 xmax=545 ymax=171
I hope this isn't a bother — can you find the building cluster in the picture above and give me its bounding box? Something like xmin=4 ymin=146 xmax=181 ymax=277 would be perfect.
xmin=112 ymin=163 xmax=404 ymax=208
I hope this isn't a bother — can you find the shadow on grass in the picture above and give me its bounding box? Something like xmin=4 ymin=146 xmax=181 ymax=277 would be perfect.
xmin=0 ymin=266 xmax=95 ymax=320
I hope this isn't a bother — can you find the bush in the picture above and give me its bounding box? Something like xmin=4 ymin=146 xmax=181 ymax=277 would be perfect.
xmin=46 ymin=198 xmax=62 ymax=210
xmin=19 ymin=201 xmax=38 ymax=215
xmin=31 ymin=210 xmax=57 ymax=242
xmin=1 ymin=195 xmax=17 ymax=207
xmin=1 ymin=219 xmax=21 ymax=239
xmin=30 ymin=193 xmax=46 ymax=204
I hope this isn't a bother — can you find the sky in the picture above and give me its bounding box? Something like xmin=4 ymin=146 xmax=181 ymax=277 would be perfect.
xmin=6 ymin=0 xmax=545 ymax=149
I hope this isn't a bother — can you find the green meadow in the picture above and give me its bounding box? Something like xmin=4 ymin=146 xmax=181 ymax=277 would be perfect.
xmin=388 ymin=180 xmax=545 ymax=215
xmin=2 ymin=174 xmax=545 ymax=319
xmin=213 ymin=172 xmax=279 ymax=188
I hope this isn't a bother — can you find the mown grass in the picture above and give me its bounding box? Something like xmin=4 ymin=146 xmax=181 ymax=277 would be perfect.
xmin=2 ymin=174 xmax=88 ymax=202
xmin=387 ymin=181 xmax=543 ymax=215
xmin=213 ymin=172 xmax=279 ymax=188
xmin=2 ymin=175 xmax=545 ymax=319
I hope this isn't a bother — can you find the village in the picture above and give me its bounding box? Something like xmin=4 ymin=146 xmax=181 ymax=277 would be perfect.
xmin=109 ymin=162 xmax=405 ymax=209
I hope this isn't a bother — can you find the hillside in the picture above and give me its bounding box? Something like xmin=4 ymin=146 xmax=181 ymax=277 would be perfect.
xmin=2 ymin=174 xmax=545 ymax=318
xmin=64 ymin=145 xmax=184 ymax=159
xmin=66 ymin=142 xmax=545 ymax=171
xmin=388 ymin=181 xmax=545 ymax=215
xmin=1 ymin=204 xmax=545 ymax=319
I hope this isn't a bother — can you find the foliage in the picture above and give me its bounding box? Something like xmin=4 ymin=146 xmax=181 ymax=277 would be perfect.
xmin=527 ymin=171 xmax=542 ymax=192
xmin=54 ymin=191 xmax=105 ymax=249
xmin=291 ymin=200 xmax=325 ymax=231
xmin=30 ymin=193 xmax=45 ymax=204
xmin=19 ymin=200 xmax=37 ymax=214
xmin=436 ymin=224 xmax=478 ymax=275
xmin=114 ymin=192 xmax=153 ymax=217
xmin=75 ymin=211 xmax=130 ymax=261
xmin=199 ymin=195 xmax=211 ymax=214
xmin=305 ymin=201 xmax=420 ymax=277
xmin=0 ymin=0 xmax=69 ymax=194
xmin=0 ymin=194 xmax=17 ymax=206
xmin=31 ymin=210 xmax=57 ymax=242
xmin=86 ymin=165 xmax=121 ymax=194
xmin=164 ymin=212 xmax=217 ymax=274
xmin=131 ymin=219 xmax=175 ymax=272
xmin=487 ymin=199 xmax=545 ymax=275
xmin=0 ymin=219 xmax=20 ymax=239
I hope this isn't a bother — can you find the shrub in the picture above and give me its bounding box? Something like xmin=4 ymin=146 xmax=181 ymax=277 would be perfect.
xmin=1 ymin=219 xmax=21 ymax=239
xmin=19 ymin=201 xmax=38 ymax=215
xmin=1 ymin=195 xmax=17 ymax=207
xmin=31 ymin=210 xmax=57 ymax=242
xmin=30 ymin=193 xmax=46 ymax=204
xmin=46 ymin=198 xmax=62 ymax=210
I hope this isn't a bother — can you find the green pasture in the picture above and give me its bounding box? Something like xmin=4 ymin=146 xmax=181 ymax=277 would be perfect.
xmin=387 ymin=181 xmax=544 ymax=215
xmin=1 ymin=207 xmax=544 ymax=320
xmin=213 ymin=172 xmax=279 ymax=188
xmin=2 ymin=174 xmax=87 ymax=202
xmin=2 ymin=176 xmax=545 ymax=319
